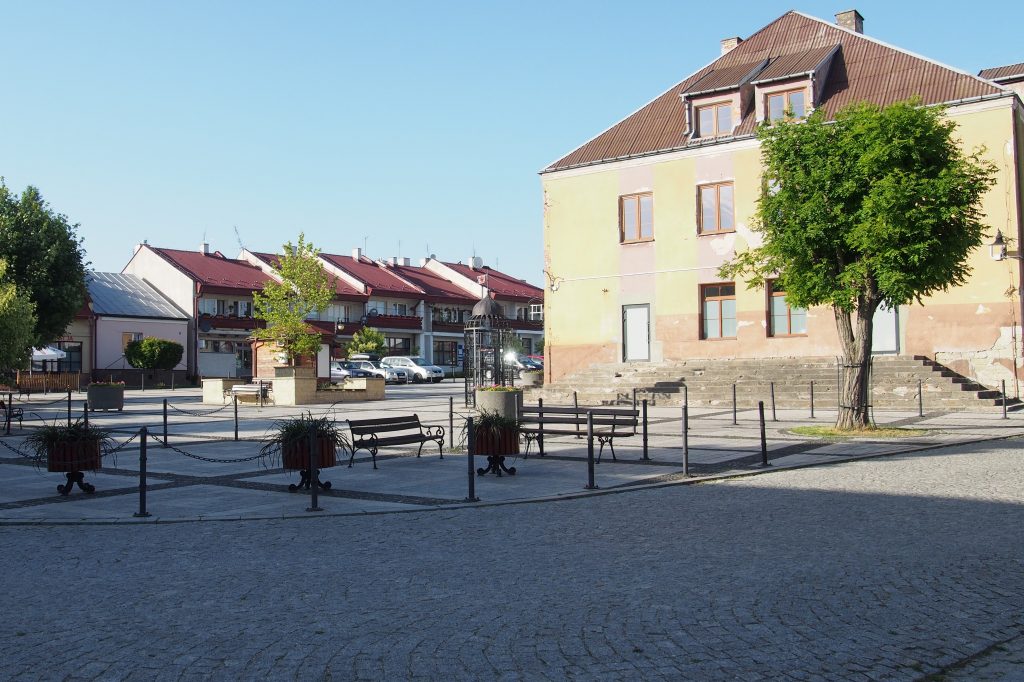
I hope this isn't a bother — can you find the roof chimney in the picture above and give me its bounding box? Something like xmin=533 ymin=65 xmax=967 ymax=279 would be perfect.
xmin=835 ymin=9 xmax=863 ymax=34
xmin=200 ymin=242 xmax=210 ymax=255
xmin=469 ymin=256 xmax=483 ymax=270
xmin=720 ymin=37 xmax=743 ymax=55
xmin=352 ymin=247 xmax=363 ymax=260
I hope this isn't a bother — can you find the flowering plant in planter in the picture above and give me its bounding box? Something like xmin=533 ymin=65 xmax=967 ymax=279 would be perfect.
xmin=469 ymin=410 xmax=520 ymax=476
xmin=477 ymin=385 xmax=521 ymax=392
xmin=23 ymin=420 xmax=114 ymax=495
xmin=88 ymin=381 xmax=126 ymax=387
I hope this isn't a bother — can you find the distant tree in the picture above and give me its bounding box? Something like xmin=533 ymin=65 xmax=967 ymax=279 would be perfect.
xmin=251 ymin=234 xmax=335 ymax=364
xmin=720 ymin=100 xmax=996 ymax=429
xmin=346 ymin=327 xmax=386 ymax=357
xmin=124 ymin=338 xmax=184 ymax=371
xmin=0 ymin=260 xmax=37 ymax=370
xmin=0 ymin=181 xmax=87 ymax=346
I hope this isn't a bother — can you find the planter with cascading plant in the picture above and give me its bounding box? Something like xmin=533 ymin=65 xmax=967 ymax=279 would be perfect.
xmin=261 ymin=412 xmax=349 ymax=491
xmin=25 ymin=420 xmax=113 ymax=495
xmin=472 ymin=410 xmax=520 ymax=477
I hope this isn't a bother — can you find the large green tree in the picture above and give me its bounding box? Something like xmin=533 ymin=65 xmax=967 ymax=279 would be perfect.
xmin=345 ymin=327 xmax=386 ymax=357
xmin=0 ymin=260 xmax=37 ymax=370
xmin=721 ymin=100 xmax=996 ymax=429
xmin=0 ymin=181 xmax=87 ymax=346
xmin=251 ymin=234 xmax=335 ymax=364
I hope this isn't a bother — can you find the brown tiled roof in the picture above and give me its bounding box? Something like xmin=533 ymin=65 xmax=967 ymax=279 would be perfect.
xmin=978 ymin=62 xmax=1024 ymax=82
xmin=751 ymin=44 xmax=839 ymax=83
xmin=544 ymin=11 xmax=1003 ymax=173
xmin=683 ymin=60 xmax=768 ymax=95
xmin=152 ymin=247 xmax=272 ymax=295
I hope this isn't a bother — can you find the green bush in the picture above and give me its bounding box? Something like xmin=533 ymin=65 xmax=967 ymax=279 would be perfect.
xmin=124 ymin=338 xmax=183 ymax=371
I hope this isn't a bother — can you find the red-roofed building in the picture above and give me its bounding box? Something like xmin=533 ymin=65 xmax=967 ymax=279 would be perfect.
xmin=123 ymin=242 xmax=273 ymax=377
xmin=541 ymin=8 xmax=1024 ymax=392
xmin=121 ymin=242 xmax=545 ymax=375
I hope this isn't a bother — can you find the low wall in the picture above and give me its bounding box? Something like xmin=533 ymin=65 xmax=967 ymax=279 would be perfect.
xmin=274 ymin=376 xmax=385 ymax=405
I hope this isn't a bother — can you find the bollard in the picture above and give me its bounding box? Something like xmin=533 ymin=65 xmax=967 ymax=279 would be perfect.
xmin=163 ymin=399 xmax=168 ymax=448
xmin=683 ymin=383 xmax=689 ymax=419
xmin=5 ymin=391 xmax=12 ymax=435
xmin=141 ymin=372 xmax=145 ymax=392
xmin=732 ymin=384 xmax=738 ymax=425
xmin=1002 ymin=379 xmax=1008 ymax=419
xmin=67 ymin=389 xmax=72 ymax=427
xmin=682 ymin=405 xmax=689 ymax=477
xmin=234 ymin=396 xmax=239 ymax=441
xmin=306 ymin=428 xmax=322 ymax=512
xmin=574 ymin=391 xmax=581 ymax=438
xmin=134 ymin=427 xmax=151 ymax=517
xmin=810 ymin=381 xmax=815 ymax=419
xmin=584 ymin=411 xmax=598 ymax=490
xmin=758 ymin=401 xmax=769 ymax=467
xmin=448 ymin=397 xmax=454 ymax=449
xmin=641 ymin=399 xmax=649 ymax=461
xmin=465 ymin=417 xmax=479 ymax=501
xmin=918 ymin=380 xmax=923 ymax=418
xmin=83 ymin=402 xmax=89 ymax=428
xmin=770 ymin=382 xmax=777 ymax=422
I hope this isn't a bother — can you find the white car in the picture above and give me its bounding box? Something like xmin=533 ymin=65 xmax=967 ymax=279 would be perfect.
xmin=381 ymin=356 xmax=445 ymax=383
xmin=350 ymin=360 xmax=408 ymax=384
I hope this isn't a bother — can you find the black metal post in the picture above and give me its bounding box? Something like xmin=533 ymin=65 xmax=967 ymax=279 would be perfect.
xmin=810 ymin=381 xmax=815 ymax=419
xmin=683 ymin=383 xmax=689 ymax=418
xmin=134 ymin=427 xmax=151 ymax=517
xmin=5 ymin=391 xmax=12 ymax=435
xmin=632 ymin=388 xmax=637 ymax=411
xmin=141 ymin=372 xmax=145 ymax=392
xmin=538 ymin=397 xmax=545 ymax=456
xmin=306 ymin=428 xmax=322 ymax=512
xmin=171 ymin=372 xmax=175 ymax=391
xmin=770 ymin=382 xmax=777 ymax=422
xmin=67 ymin=389 xmax=72 ymax=426
xmin=83 ymin=402 xmax=89 ymax=428
xmin=682 ymin=405 xmax=689 ymax=477
xmin=163 ymin=399 xmax=168 ymax=447
xmin=837 ymin=359 xmax=841 ymax=409
xmin=448 ymin=396 xmax=454 ymax=449
xmin=732 ymin=384 xmax=737 ymax=425
xmin=465 ymin=417 xmax=478 ymax=502
xmin=574 ymin=391 xmax=581 ymax=438
xmin=918 ymin=380 xmax=923 ymax=418
xmin=758 ymin=401 xmax=769 ymax=467
xmin=258 ymin=379 xmax=263 ymax=408
xmin=233 ymin=396 xmax=239 ymax=441
xmin=1002 ymin=379 xmax=1008 ymax=419
xmin=641 ymin=399 xmax=649 ymax=461
xmin=585 ymin=411 xmax=598 ymax=490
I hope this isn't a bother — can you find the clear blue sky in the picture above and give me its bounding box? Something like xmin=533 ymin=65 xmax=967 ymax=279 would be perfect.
xmin=2 ymin=1 xmax=1022 ymax=285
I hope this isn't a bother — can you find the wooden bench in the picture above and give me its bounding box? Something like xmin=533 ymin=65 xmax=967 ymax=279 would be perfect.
xmin=0 ymin=400 xmax=24 ymax=427
xmin=519 ymin=405 xmax=639 ymax=461
xmin=227 ymin=381 xmax=272 ymax=404
xmin=347 ymin=414 xmax=445 ymax=469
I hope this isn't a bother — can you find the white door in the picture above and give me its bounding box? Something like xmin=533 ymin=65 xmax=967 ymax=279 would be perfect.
xmin=871 ymin=304 xmax=899 ymax=354
xmin=622 ymin=305 xmax=650 ymax=361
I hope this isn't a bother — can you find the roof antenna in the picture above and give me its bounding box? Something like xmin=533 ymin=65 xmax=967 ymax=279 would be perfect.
xmin=233 ymin=225 xmax=246 ymax=252
xmin=363 ymin=235 xmax=368 ymax=255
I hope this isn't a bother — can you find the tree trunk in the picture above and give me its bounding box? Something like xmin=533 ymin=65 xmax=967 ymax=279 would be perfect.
xmin=833 ymin=305 xmax=875 ymax=430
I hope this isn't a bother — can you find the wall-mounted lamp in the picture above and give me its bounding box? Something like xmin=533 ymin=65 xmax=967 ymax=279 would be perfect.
xmin=988 ymin=230 xmax=1022 ymax=261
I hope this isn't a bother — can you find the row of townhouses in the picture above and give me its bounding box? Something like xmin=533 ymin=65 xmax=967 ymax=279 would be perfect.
xmin=52 ymin=244 xmax=543 ymax=381
xmin=541 ymin=9 xmax=1024 ymax=392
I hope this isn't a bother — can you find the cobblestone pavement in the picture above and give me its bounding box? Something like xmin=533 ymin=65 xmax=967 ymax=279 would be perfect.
xmin=0 ymin=438 xmax=1021 ymax=680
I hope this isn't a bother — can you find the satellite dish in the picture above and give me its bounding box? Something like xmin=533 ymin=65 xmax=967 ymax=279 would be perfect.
xmin=367 ymin=309 xmax=378 ymax=317
xmin=199 ymin=320 xmax=213 ymax=332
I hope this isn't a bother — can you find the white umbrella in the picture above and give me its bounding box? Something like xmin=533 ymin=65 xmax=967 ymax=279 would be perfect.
xmin=32 ymin=346 xmax=67 ymax=361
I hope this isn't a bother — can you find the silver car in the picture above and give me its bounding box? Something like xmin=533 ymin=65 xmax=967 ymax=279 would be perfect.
xmin=351 ymin=360 xmax=408 ymax=384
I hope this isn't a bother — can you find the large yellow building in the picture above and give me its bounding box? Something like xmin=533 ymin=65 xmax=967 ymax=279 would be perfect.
xmin=541 ymin=10 xmax=1024 ymax=393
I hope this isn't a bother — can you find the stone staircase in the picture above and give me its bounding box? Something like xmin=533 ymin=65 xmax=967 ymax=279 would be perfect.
xmin=535 ymin=356 xmax=1022 ymax=412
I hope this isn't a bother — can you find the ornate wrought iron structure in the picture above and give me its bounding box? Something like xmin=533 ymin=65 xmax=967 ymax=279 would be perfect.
xmin=463 ymin=294 xmax=518 ymax=406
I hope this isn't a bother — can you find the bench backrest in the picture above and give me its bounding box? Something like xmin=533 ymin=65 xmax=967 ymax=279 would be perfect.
xmin=519 ymin=405 xmax=638 ymax=430
xmin=348 ymin=414 xmax=423 ymax=437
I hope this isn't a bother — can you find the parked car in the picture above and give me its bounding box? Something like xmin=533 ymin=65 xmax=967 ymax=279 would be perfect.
xmin=350 ymin=359 xmax=408 ymax=384
xmin=380 ymin=356 xmax=445 ymax=383
xmin=505 ymin=353 xmax=543 ymax=378
xmin=330 ymin=360 xmax=374 ymax=381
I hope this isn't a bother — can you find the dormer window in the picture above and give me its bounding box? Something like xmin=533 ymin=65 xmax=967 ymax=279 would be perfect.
xmin=766 ymin=89 xmax=806 ymax=121
xmin=696 ymin=102 xmax=733 ymax=138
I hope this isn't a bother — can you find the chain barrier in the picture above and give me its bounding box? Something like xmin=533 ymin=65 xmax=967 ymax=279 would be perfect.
xmin=148 ymin=432 xmax=267 ymax=464
xmin=105 ymin=430 xmax=141 ymax=456
xmin=0 ymin=438 xmax=36 ymax=461
xmin=167 ymin=402 xmax=232 ymax=417
xmin=14 ymin=395 xmax=72 ymax=407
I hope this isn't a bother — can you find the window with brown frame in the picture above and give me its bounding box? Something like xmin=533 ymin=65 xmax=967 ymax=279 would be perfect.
xmin=768 ymin=281 xmax=807 ymax=336
xmin=700 ymin=283 xmax=736 ymax=339
xmin=698 ymin=182 xmax=734 ymax=234
xmin=619 ymin=193 xmax=653 ymax=243
xmin=766 ymin=89 xmax=807 ymax=122
xmin=695 ymin=102 xmax=733 ymax=138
